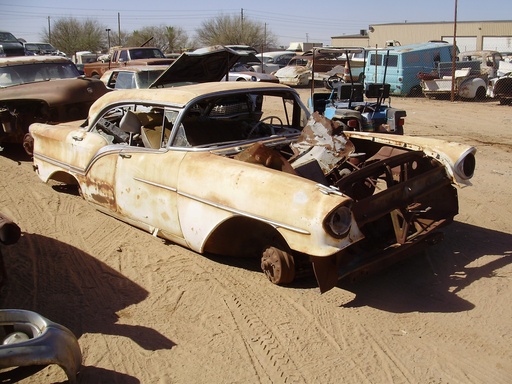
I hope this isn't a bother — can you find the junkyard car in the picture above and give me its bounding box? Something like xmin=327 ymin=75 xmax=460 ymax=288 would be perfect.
xmin=29 ymin=82 xmax=476 ymax=292
xmin=0 ymin=212 xmax=82 ymax=383
xmin=23 ymin=42 xmax=66 ymax=57
xmin=101 ymin=47 xmax=277 ymax=90
xmin=420 ymin=67 xmax=489 ymax=100
xmin=457 ymin=50 xmax=503 ymax=78
xmin=487 ymin=60 xmax=512 ymax=104
xmin=249 ymin=51 xmax=295 ymax=74
xmin=100 ymin=65 xmax=172 ymax=90
xmin=0 ymin=55 xmax=109 ymax=155
xmin=274 ymin=55 xmax=312 ymax=86
xmin=274 ymin=51 xmax=348 ymax=86
xmin=420 ymin=50 xmax=503 ymax=100
xmin=0 ymin=31 xmax=25 ymax=57
xmin=227 ymin=62 xmax=279 ymax=83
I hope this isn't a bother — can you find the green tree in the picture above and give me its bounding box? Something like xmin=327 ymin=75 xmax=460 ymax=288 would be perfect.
xmin=195 ymin=14 xmax=276 ymax=51
xmin=42 ymin=17 xmax=106 ymax=56
xmin=124 ymin=25 xmax=189 ymax=53
xmin=164 ymin=26 xmax=190 ymax=52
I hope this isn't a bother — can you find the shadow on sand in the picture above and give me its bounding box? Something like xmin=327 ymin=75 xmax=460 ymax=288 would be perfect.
xmin=0 ymin=233 xmax=175 ymax=383
xmin=337 ymin=221 xmax=512 ymax=312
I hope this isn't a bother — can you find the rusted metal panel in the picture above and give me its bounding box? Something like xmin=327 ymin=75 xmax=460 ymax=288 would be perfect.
xmin=177 ymin=150 xmax=364 ymax=256
xmin=291 ymin=112 xmax=355 ymax=174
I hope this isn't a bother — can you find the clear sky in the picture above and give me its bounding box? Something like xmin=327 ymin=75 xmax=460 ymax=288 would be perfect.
xmin=1 ymin=0 xmax=510 ymax=48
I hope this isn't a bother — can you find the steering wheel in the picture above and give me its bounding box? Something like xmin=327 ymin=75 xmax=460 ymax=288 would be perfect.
xmin=325 ymin=74 xmax=343 ymax=89
xmin=247 ymin=116 xmax=284 ymax=138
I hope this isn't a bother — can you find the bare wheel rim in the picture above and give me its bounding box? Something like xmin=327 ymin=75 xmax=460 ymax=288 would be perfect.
xmin=22 ymin=133 xmax=34 ymax=156
xmin=261 ymin=247 xmax=295 ymax=285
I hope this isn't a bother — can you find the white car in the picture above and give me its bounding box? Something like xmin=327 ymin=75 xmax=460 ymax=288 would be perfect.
xmin=250 ymin=51 xmax=295 ymax=74
xmin=29 ymin=81 xmax=476 ymax=292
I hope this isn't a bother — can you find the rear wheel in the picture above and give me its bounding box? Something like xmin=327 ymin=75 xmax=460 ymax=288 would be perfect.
xmin=261 ymin=246 xmax=295 ymax=285
xmin=408 ymin=85 xmax=423 ymax=97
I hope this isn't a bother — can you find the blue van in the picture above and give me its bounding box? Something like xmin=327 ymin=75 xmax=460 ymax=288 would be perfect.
xmin=364 ymin=42 xmax=457 ymax=96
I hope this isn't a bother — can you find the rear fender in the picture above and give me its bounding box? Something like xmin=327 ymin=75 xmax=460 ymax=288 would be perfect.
xmin=459 ymin=77 xmax=486 ymax=99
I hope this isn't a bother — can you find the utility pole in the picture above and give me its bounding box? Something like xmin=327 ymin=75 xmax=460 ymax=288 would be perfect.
xmin=240 ymin=8 xmax=244 ymax=42
xmin=106 ymin=29 xmax=111 ymax=51
xmin=450 ymin=0 xmax=458 ymax=102
xmin=48 ymin=16 xmax=51 ymax=44
xmin=118 ymin=12 xmax=121 ymax=46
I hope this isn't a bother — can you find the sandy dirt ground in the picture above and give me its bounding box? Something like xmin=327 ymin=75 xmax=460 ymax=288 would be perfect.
xmin=0 ymin=89 xmax=511 ymax=384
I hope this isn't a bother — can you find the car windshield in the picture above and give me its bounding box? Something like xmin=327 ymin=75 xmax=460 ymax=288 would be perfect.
xmin=231 ymin=63 xmax=253 ymax=72
xmin=137 ymin=70 xmax=166 ymax=88
xmin=0 ymin=62 xmax=80 ymax=87
xmin=128 ymin=48 xmax=166 ymax=59
xmin=25 ymin=43 xmax=56 ymax=52
xmin=91 ymin=89 xmax=308 ymax=149
xmin=288 ymin=58 xmax=309 ymax=67
xmin=0 ymin=31 xmax=19 ymax=43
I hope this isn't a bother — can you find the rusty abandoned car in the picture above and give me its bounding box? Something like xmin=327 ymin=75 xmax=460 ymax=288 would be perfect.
xmin=29 ymin=82 xmax=476 ymax=292
xmin=0 ymin=212 xmax=82 ymax=382
xmin=0 ymin=55 xmax=109 ymax=155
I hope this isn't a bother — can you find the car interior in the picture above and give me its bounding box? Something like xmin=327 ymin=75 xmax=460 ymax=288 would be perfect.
xmin=94 ymin=92 xmax=305 ymax=149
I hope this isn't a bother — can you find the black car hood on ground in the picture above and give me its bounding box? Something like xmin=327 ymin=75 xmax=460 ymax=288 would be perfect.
xmin=149 ymin=46 xmax=241 ymax=88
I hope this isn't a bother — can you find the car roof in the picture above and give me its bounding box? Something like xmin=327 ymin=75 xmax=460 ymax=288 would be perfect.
xmin=0 ymin=55 xmax=71 ymax=66
xmin=260 ymin=51 xmax=295 ymax=58
xmin=89 ymin=82 xmax=296 ymax=116
xmin=103 ymin=65 xmax=170 ymax=74
xmin=23 ymin=42 xmax=55 ymax=46
xmin=458 ymin=50 xmax=500 ymax=56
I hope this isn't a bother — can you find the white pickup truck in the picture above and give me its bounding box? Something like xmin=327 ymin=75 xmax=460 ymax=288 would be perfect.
xmin=421 ymin=50 xmax=504 ymax=100
xmin=421 ymin=61 xmax=488 ymax=100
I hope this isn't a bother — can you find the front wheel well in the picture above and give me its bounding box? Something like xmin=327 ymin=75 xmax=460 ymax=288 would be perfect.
xmin=203 ymin=216 xmax=290 ymax=258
